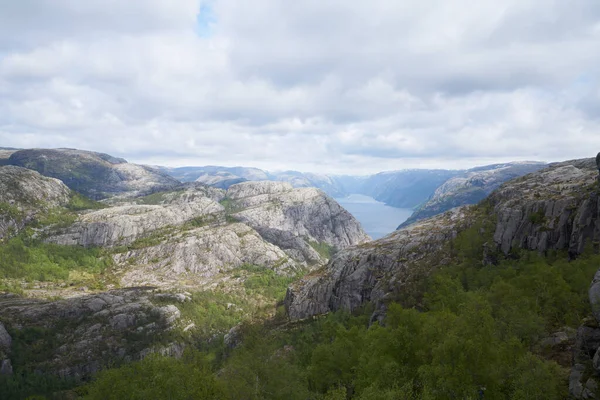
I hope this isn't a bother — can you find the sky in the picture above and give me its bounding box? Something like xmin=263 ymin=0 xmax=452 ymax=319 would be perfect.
xmin=0 ymin=1 xmax=599 ymax=174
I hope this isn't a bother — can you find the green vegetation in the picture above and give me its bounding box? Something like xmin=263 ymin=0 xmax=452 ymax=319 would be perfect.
xmin=83 ymin=352 xmax=226 ymax=400
xmin=309 ymin=241 xmax=336 ymax=260
xmin=237 ymin=263 xmax=298 ymax=300
xmin=172 ymin=290 xmax=249 ymax=341
xmin=0 ymin=371 xmax=77 ymax=400
xmin=2 ymin=199 xmax=598 ymax=399
xmin=528 ymin=210 xmax=547 ymax=225
xmin=220 ymin=198 xmax=241 ymax=214
xmin=0 ymin=235 xmax=112 ymax=286
xmin=66 ymin=193 xmax=106 ymax=211
xmin=34 ymin=208 xmax=77 ymax=230
xmin=124 ymin=227 xmax=176 ymax=251
xmin=0 ymin=202 xmax=25 ymax=223
xmin=134 ymin=191 xmax=179 ymax=206
xmin=81 ymin=208 xmax=598 ymax=400
xmin=183 ymin=214 xmax=220 ymax=229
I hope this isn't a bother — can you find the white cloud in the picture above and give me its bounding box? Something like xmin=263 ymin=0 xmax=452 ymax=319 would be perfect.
xmin=0 ymin=0 xmax=599 ymax=174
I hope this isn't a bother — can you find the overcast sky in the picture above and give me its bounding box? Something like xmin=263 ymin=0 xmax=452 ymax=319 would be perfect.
xmin=0 ymin=1 xmax=599 ymax=174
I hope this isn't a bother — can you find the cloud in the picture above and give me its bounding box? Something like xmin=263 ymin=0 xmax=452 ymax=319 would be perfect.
xmin=0 ymin=0 xmax=599 ymax=174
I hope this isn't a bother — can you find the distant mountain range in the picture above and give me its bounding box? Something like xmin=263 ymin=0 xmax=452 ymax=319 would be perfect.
xmin=160 ymin=162 xmax=548 ymax=226
xmin=0 ymin=148 xmax=547 ymax=228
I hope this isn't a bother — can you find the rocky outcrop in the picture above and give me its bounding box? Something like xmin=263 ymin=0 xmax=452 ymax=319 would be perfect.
xmin=0 ymin=166 xmax=71 ymax=208
xmin=0 ymin=289 xmax=187 ymax=380
xmin=8 ymin=149 xmax=180 ymax=199
xmin=399 ymin=162 xmax=547 ymax=228
xmin=286 ymin=158 xmax=600 ymax=321
xmin=47 ymin=181 xmax=366 ymax=287
xmin=225 ymin=181 xmax=371 ymax=265
xmin=115 ymin=223 xmax=297 ymax=288
xmin=569 ymin=321 xmax=600 ymax=399
xmin=286 ymin=207 xmax=471 ymax=320
xmin=0 ymin=166 xmax=71 ymax=239
xmin=488 ymin=159 xmax=598 ymax=257
xmin=111 ymin=182 xmax=369 ymax=286
xmin=47 ymin=189 xmax=225 ymax=247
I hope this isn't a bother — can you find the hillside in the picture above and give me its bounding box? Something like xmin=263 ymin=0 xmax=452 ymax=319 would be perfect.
xmin=285 ymin=156 xmax=600 ymax=398
xmin=0 ymin=151 xmax=370 ymax=395
xmin=1 ymin=150 xmax=595 ymax=399
xmin=162 ymin=163 xmax=546 ymax=228
xmin=398 ymin=162 xmax=547 ymax=228
xmin=7 ymin=149 xmax=181 ymax=200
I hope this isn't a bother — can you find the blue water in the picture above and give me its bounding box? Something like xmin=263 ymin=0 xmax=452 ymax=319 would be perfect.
xmin=335 ymin=194 xmax=414 ymax=240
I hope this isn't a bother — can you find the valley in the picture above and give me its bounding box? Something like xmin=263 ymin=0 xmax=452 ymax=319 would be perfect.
xmin=1 ymin=3 xmax=596 ymax=399
xmin=0 ymin=148 xmax=598 ymax=399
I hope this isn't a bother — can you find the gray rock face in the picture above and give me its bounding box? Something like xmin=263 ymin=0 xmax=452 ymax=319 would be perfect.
xmin=286 ymin=207 xmax=471 ymax=320
xmin=0 ymin=359 xmax=12 ymax=375
xmin=286 ymin=158 xmax=600 ymax=322
xmin=399 ymin=162 xmax=547 ymax=228
xmin=489 ymin=159 xmax=598 ymax=256
xmin=45 ymin=181 xmax=366 ymax=287
xmin=0 ymin=166 xmax=71 ymax=239
xmin=226 ymin=182 xmax=370 ymax=265
xmin=116 ymin=222 xmax=296 ymax=287
xmin=7 ymin=148 xmax=181 ymax=199
xmin=0 ymin=289 xmax=185 ymax=380
xmin=47 ymin=192 xmax=225 ymax=247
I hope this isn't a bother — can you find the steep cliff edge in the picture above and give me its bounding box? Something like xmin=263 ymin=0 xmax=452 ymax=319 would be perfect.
xmin=47 ymin=188 xmax=226 ymax=248
xmin=286 ymin=158 xmax=600 ymax=320
xmin=489 ymin=159 xmax=598 ymax=256
xmin=225 ymin=181 xmax=371 ymax=265
xmin=285 ymin=207 xmax=473 ymax=320
xmin=285 ymin=156 xmax=600 ymax=398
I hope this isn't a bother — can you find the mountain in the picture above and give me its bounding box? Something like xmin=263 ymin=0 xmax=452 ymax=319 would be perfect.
xmin=398 ymin=162 xmax=547 ymax=228
xmin=269 ymin=171 xmax=348 ymax=198
xmin=0 ymin=150 xmax=597 ymax=399
xmin=0 ymin=150 xmax=369 ymax=383
xmin=0 ymin=166 xmax=72 ymax=239
xmin=7 ymin=149 xmax=181 ymax=200
xmin=0 ymin=148 xmax=19 ymax=165
xmin=161 ymin=166 xmax=349 ymax=196
xmin=285 ymin=156 xmax=600 ymax=398
xmin=161 ymin=165 xmax=457 ymax=206
xmin=286 ymin=158 xmax=597 ymax=318
xmin=161 ymin=166 xmax=270 ymax=184
xmin=161 ymin=164 xmax=546 ymax=230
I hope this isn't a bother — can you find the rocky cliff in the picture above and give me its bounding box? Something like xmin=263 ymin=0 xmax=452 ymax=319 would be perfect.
xmin=0 ymin=289 xmax=187 ymax=380
xmin=42 ymin=181 xmax=369 ymax=288
xmin=8 ymin=149 xmax=181 ymax=200
xmin=284 ymin=157 xmax=600 ymax=398
xmin=286 ymin=158 xmax=600 ymax=319
xmin=285 ymin=207 xmax=472 ymax=320
xmin=47 ymin=189 xmax=226 ymax=248
xmin=0 ymin=166 xmax=71 ymax=239
xmin=225 ymin=181 xmax=371 ymax=265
